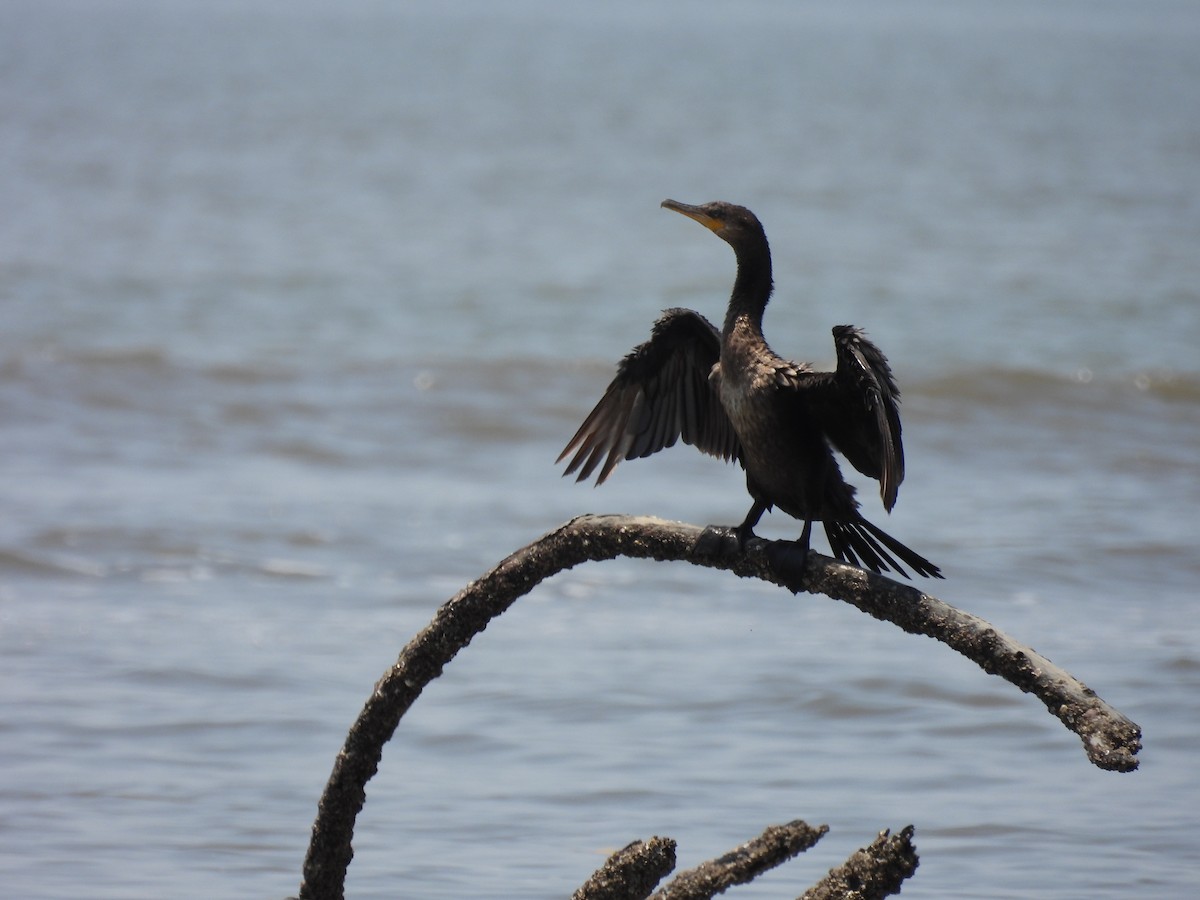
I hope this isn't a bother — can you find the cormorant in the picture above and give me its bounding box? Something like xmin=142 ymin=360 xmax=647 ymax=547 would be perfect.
xmin=558 ymin=199 xmax=942 ymax=579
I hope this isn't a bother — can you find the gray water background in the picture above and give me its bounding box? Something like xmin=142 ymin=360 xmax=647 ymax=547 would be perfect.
xmin=2 ymin=0 xmax=1199 ymax=897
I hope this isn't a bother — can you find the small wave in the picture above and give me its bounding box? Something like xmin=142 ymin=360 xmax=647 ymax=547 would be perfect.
xmin=1133 ymin=370 xmax=1200 ymax=404
xmin=0 ymin=547 xmax=107 ymax=578
xmin=61 ymin=345 xmax=175 ymax=373
xmin=930 ymin=822 xmax=1050 ymax=840
xmin=0 ymin=342 xmax=307 ymax=386
xmin=207 ymin=361 xmax=302 ymax=385
xmin=139 ymin=565 xmax=215 ymax=585
xmin=257 ymin=558 xmax=328 ymax=580
xmin=1162 ymin=654 xmax=1200 ymax=674
xmin=0 ymin=344 xmax=169 ymax=385
xmin=915 ymin=365 xmax=1200 ymax=410
xmin=261 ymin=438 xmax=354 ymax=466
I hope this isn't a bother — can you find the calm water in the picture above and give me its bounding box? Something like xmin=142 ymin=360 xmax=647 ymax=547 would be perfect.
xmin=2 ymin=1 xmax=1199 ymax=897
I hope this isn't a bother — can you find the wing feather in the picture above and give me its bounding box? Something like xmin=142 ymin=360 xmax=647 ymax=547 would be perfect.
xmin=790 ymin=326 xmax=906 ymax=512
xmin=559 ymin=308 xmax=740 ymax=484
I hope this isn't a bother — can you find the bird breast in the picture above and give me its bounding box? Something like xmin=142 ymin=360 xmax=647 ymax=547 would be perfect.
xmin=712 ymin=357 xmax=777 ymax=438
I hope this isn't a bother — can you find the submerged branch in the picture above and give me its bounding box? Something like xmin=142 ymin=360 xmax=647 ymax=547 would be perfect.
xmin=298 ymin=514 xmax=1140 ymax=899
xmin=799 ymin=826 xmax=919 ymax=900
xmin=572 ymin=837 xmax=677 ymax=900
xmin=570 ymin=821 xmax=909 ymax=900
xmin=652 ymin=819 xmax=828 ymax=899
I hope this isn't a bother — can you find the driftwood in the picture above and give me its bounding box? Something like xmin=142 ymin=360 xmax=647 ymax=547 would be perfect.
xmin=650 ymin=819 xmax=828 ymax=899
xmin=800 ymin=826 xmax=918 ymax=900
xmin=572 ymin=836 xmax=678 ymax=900
xmin=297 ymin=514 xmax=1141 ymax=899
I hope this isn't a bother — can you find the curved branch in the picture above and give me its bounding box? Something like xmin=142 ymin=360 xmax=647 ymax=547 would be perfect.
xmin=298 ymin=514 xmax=1140 ymax=899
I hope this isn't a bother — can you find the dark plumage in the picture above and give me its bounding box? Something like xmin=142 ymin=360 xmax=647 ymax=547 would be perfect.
xmin=559 ymin=199 xmax=941 ymax=579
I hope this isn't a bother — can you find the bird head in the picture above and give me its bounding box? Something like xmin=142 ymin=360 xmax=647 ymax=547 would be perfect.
xmin=661 ymin=199 xmax=766 ymax=250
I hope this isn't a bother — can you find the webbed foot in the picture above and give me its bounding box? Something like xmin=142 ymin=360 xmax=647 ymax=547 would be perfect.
xmin=694 ymin=524 xmax=742 ymax=559
xmin=766 ymin=540 xmax=811 ymax=593
xmin=734 ymin=522 xmax=759 ymax=551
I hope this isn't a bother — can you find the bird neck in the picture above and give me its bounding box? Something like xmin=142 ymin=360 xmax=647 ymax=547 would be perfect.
xmin=723 ymin=243 xmax=774 ymax=337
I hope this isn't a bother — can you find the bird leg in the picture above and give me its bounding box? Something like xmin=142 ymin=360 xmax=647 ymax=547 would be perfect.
xmin=796 ymin=518 xmax=813 ymax=556
xmin=734 ymin=499 xmax=769 ymax=549
xmin=763 ymin=519 xmax=813 ymax=594
xmin=692 ymin=505 xmax=812 ymax=592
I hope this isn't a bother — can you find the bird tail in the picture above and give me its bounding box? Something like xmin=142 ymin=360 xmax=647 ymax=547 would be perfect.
xmin=823 ymin=515 xmax=943 ymax=580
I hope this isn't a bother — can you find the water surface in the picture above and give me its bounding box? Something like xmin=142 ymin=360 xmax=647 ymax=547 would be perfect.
xmin=2 ymin=1 xmax=1198 ymax=897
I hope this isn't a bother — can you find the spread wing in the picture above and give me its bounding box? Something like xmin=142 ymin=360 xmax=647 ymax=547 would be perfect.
xmin=558 ymin=307 xmax=740 ymax=485
xmin=795 ymin=325 xmax=905 ymax=511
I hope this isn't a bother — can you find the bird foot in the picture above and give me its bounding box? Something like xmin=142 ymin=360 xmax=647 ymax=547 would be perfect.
xmin=765 ymin=540 xmax=811 ymax=593
xmin=694 ymin=524 xmax=744 ymax=559
xmin=734 ymin=522 xmax=759 ymax=550
xmin=694 ymin=526 xmax=809 ymax=591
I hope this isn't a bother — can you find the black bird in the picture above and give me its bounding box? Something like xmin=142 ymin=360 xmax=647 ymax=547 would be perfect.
xmin=558 ymin=200 xmax=942 ymax=579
